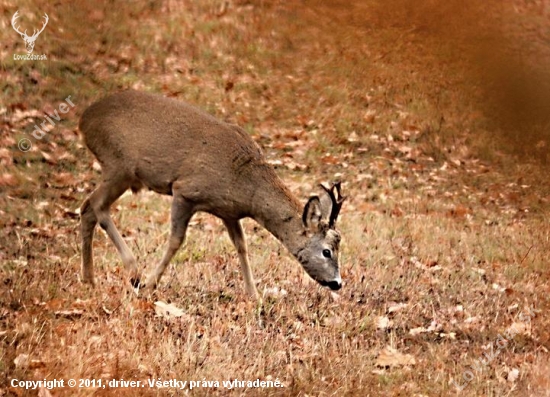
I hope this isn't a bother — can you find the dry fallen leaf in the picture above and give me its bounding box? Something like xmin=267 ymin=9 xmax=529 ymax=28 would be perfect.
xmin=507 ymin=368 xmax=520 ymax=382
xmin=154 ymin=301 xmax=185 ymax=319
xmin=347 ymin=131 xmax=359 ymax=143
xmin=506 ymin=322 xmax=530 ymax=336
xmin=11 ymin=108 xmax=42 ymax=123
xmin=324 ymin=315 xmax=344 ymax=327
xmin=131 ymin=299 xmax=155 ymax=313
xmin=376 ymin=346 xmax=416 ymax=367
xmin=14 ymin=354 xmax=46 ymax=369
xmin=376 ymin=316 xmax=392 ymax=330
xmin=263 ymin=287 xmax=288 ymax=298
xmin=409 ymin=327 xmax=429 ymax=336
xmin=72 ymin=298 xmax=93 ymax=309
xmin=40 ymin=151 xmax=56 ymax=165
xmin=439 ymin=332 xmax=456 ymax=340
xmin=54 ymin=309 xmax=84 ymax=319
xmin=387 ymin=302 xmax=408 ymax=314
xmin=38 ymin=387 xmax=53 ymax=397
xmin=0 ymin=173 xmax=18 ymax=187
xmin=321 ymin=154 xmax=339 ymax=165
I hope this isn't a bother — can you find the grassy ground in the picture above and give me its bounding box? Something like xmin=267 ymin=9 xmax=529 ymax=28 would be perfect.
xmin=1 ymin=0 xmax=550 ymax=395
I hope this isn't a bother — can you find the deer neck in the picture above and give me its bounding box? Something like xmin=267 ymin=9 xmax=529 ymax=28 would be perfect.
xmin=247 ymin=166 xmax=307 ymax=257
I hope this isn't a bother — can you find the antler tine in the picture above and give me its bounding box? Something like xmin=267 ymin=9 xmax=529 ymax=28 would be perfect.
xmin=333 ymin=181 xmax=345 ymax=203
xmin=11 ymin=11 xmax=24 ymax=35
xmin=11 ymin=10 xmax=19 ymax=24
xmin=330 ymin=181 xmax=345 ymax=226
xmin=320 ymin=181 xmax=346 ymax=228
xmin=31 ymin=13 xmax=48 ymax=38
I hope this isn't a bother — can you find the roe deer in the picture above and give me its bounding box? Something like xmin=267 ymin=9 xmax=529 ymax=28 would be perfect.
xmin=79 ymin=90 xmax=345 ymax=298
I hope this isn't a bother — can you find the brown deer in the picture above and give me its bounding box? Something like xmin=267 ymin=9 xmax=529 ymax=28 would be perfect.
xmin=79 ymin=90 xmax=345 ymax=298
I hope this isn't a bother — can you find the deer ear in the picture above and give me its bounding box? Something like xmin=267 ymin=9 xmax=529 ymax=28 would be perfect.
xmin=319 ymin=188 xmax=334 ymax=222
xmin=302 ymin=196 xmax=322 ymax=231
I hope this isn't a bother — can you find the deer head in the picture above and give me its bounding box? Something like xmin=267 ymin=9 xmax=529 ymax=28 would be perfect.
xmin=11 ymin=11 xmax=49 ymax=54
xmin=299 ymin=182 xmax=346 ymax=290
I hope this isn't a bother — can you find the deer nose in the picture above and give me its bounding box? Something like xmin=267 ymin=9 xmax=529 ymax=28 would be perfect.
xmin=327 ymin=280 xmax=342 ymax=290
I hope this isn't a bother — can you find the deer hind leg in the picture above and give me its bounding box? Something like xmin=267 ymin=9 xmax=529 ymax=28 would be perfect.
xmin=80 ymin=176 xmax=139 ymax=286
xmin=222 ymin=219 xmax=258 ymax=298
xmin=80 ymin=197 xmax=97 ymax=284
xmin=142 ymin=192 xmax=194 ymax=290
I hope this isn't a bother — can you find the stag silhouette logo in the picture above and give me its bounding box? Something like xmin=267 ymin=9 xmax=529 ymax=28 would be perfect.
xmin=11 ymin=10 xmax=49 ymax=54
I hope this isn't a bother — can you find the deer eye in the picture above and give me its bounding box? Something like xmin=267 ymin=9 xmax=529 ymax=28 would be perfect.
xmin=322 ymin=249 xmax=332 ymax=259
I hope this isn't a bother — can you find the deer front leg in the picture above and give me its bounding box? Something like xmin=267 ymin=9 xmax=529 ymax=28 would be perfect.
xmin=223 ymin=219 xmax=258 ymax=299
xmin=142 ymin=193 xmax=194 ymax=291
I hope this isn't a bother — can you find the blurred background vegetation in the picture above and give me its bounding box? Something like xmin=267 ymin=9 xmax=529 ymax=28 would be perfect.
xmin=2 ymin=0 xmax=550 ymax=165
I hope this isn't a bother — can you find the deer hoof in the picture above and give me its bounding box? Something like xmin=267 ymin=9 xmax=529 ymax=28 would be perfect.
xmin=129 ymin=276 xmax=142 ymax=289
xmin=138 ymin=276 xmax=158 ymax=293
xmin=81 ymin=274 xmax=95 ymax=286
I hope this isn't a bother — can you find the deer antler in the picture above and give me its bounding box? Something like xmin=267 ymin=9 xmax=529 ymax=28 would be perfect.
xmin=11 ymin=11 xmax=27 ymax=38
xmin=11 ymin=11 xmax=48 ymax=39
xmin=320 ymin=181 xmax=346 ymax=228
xmin=30 ymin=13 xmax=48 ymax=39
